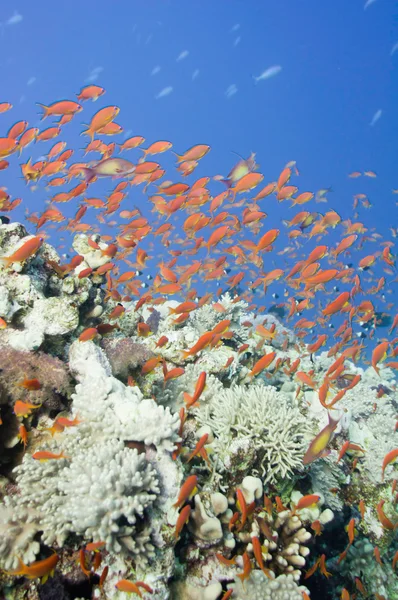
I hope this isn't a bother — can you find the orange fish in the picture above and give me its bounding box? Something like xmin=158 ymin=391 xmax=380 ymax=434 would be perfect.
xmin=372 ymin=341 xmax=389 ymax=376
xmin=173 ymin=475 xmax=198 ymax=508
xmin=0 ymin=137 xmax=18 ymax=158
xmin=376 ymin=499 xmax=395 ymax=530
xmin=251 ymin=536 xmax=272 ymax=578
xmin=32 ymin=451 xmax=70 ymax=461
xmin=18 ymin=424 xmax=28 ymax=448
xmin=37 ymin=100 xmax=82 ymax=119
xmin=381 ymin=448 xmax=398 ymax=481
xmin=174 ymin=144 xmax=211 ymax=162
xmin=83 ymin=106 xmax=120 ymax=140
xmin=77 ymin=85 xmax=106 ymax=102
xmin=249 ymin=351 xmax=276 ymax=377
xmin=115 ymin=580 xmax=143 ymax=596
xmin=17 ymin=376 xmax=41 ymax=391
xmin=293 ymin=494 xmax=320 ymax=512
xmin=0 ymin=102 xmax=12 ymax=113
xmin=14 ymin=400 xmax=41 ymax=418
xmin=0 ymin=236 xmax=44 ymax=268
xmin=183 ymin=371 xmax=207 ymax=407
xmin=174 ymin=504 xmax=191 ymax=539
xmin=36 ymin=126 xmax=61 ymax=141
xmin=257 ymin=228 xmax=280 ymax=251
xmin=322 ymin=291 xmax=350 ymax=316
xmin=182 ymin=331 xmax=214 ymax=359
xmin=237 ymin=551 xmax=252 ymax=583
xmin=7 ymin=553 xmax=59 ymax=583
xmin=186 ymin=433 xmax=210 ymax=465
xmin=79 ymin=327 xmax=98 ymax=342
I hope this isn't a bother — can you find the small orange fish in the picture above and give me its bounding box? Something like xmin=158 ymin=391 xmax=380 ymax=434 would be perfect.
xmin=187 ymin=434 xmax=210 ymax=464
xmin=85 ymin=541 xmax=105 ymax=552
xmin=173 ymin=475 xmax=198 ymax=508
xmin=311 ymin=520 xmax=323 ymax=536
xmin=0 ymin=236 xmax=44 ymax=268
xmin=376 ymin=499 xmax=396 ymax=530
xmin=381 ymin=448 xmax=398 ymax=481
xmin=79 ymin=327 xmax=98 ymax=342
xmin=237 ymin=551 xmax=252 ymax=583
xmin=374 ymin=546 xmax=383 ymax=565
xmin=14 ymin=400 xmax=41 ymax=418
xmin=251 ymin=536 xmax=272 ymax=578
xmin=293 ymin=494 xmax=320 ymax=513
xmin=182 ymin=331 xmax=214 ymax=359
xmin=372 ymin=341 xmax=389 ymax=376
xmin=7 ymin=553 xmax=59 ymax=583
xmin=174 ymin=504 xmax=191 ymax=539
xmin=18 ymin=424 xmax=28 ymax=448
xmin=249 ymin=351 xmax=276 ymax=377
xmin=17 ymin=377 xmax=41 ymax=391
xmin=32 ymin=451 xmax=70 ymax=461
xmin=56 ymin=414 xmax=81 ymax=428
xmin=115 ymin=579 xmax=143 ymax=596
xmin=216 ymin=553 xmax=236 ymax=567
xmin=141 ymin=356 xmax=162 ymax=375
xmin=37 ymin=100 xmax=82 ymax=119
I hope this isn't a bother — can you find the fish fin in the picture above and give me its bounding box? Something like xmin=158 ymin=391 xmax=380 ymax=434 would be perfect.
xmin=0 ymin=256 xmax=11 ymax=268
xmin=183 ymin=392 xmax=193 ymax=405
xmin=36 ymin=103 xmax=49 ymax=120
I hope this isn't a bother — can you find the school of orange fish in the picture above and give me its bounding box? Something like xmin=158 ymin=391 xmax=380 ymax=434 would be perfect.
xmin=0 ymin=88 xmax=397 ymax=598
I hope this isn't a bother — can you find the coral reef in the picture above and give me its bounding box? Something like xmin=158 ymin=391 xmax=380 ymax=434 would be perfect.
xmin=0 ymin=221 xmax=396 ymax=600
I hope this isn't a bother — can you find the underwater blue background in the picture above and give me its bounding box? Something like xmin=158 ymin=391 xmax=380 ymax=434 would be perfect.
xmin=0 ymin=0 xmax=397 ymax=325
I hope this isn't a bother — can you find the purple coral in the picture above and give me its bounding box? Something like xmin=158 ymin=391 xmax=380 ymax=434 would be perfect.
xmin=0 ymin=344 xmax=73 ymax=414
xmin=100 ymin=337 xmax=154 ymax=379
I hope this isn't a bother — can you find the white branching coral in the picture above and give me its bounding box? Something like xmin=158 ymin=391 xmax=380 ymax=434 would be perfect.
xmin=229 ymin=571 xmax=309 ymax=600
xmin=2 ymin=439 xmax=158 ymax=561
xmin=0 ymin=505 xmax=40 ymax=570
xmin=69 ymin=340 xmax=180 ymax=452
xmin=0 ymin=339 xmax=181 ymax=569
xmin=195 ymin=384 xmax=311 ymax=483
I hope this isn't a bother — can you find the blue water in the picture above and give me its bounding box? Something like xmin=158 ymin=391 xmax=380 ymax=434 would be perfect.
xmin=1 ymin=0 xmax=397 ymax=338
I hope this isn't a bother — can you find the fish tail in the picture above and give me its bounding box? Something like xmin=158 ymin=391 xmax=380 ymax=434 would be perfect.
xmin=81 ymin=127 xmax=94 ymax=141
xmin=171 ymin=151 xmax=183 ymax=163
xmin=183 ymin=392 xmax=193 ymax=406
xmin=6 ymin=555 xmax=26 ymax=576
xmin=0 ymin=256 xmax=11 ymax=268
xmin=36 ymin=103 xmax=49 ymax=120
